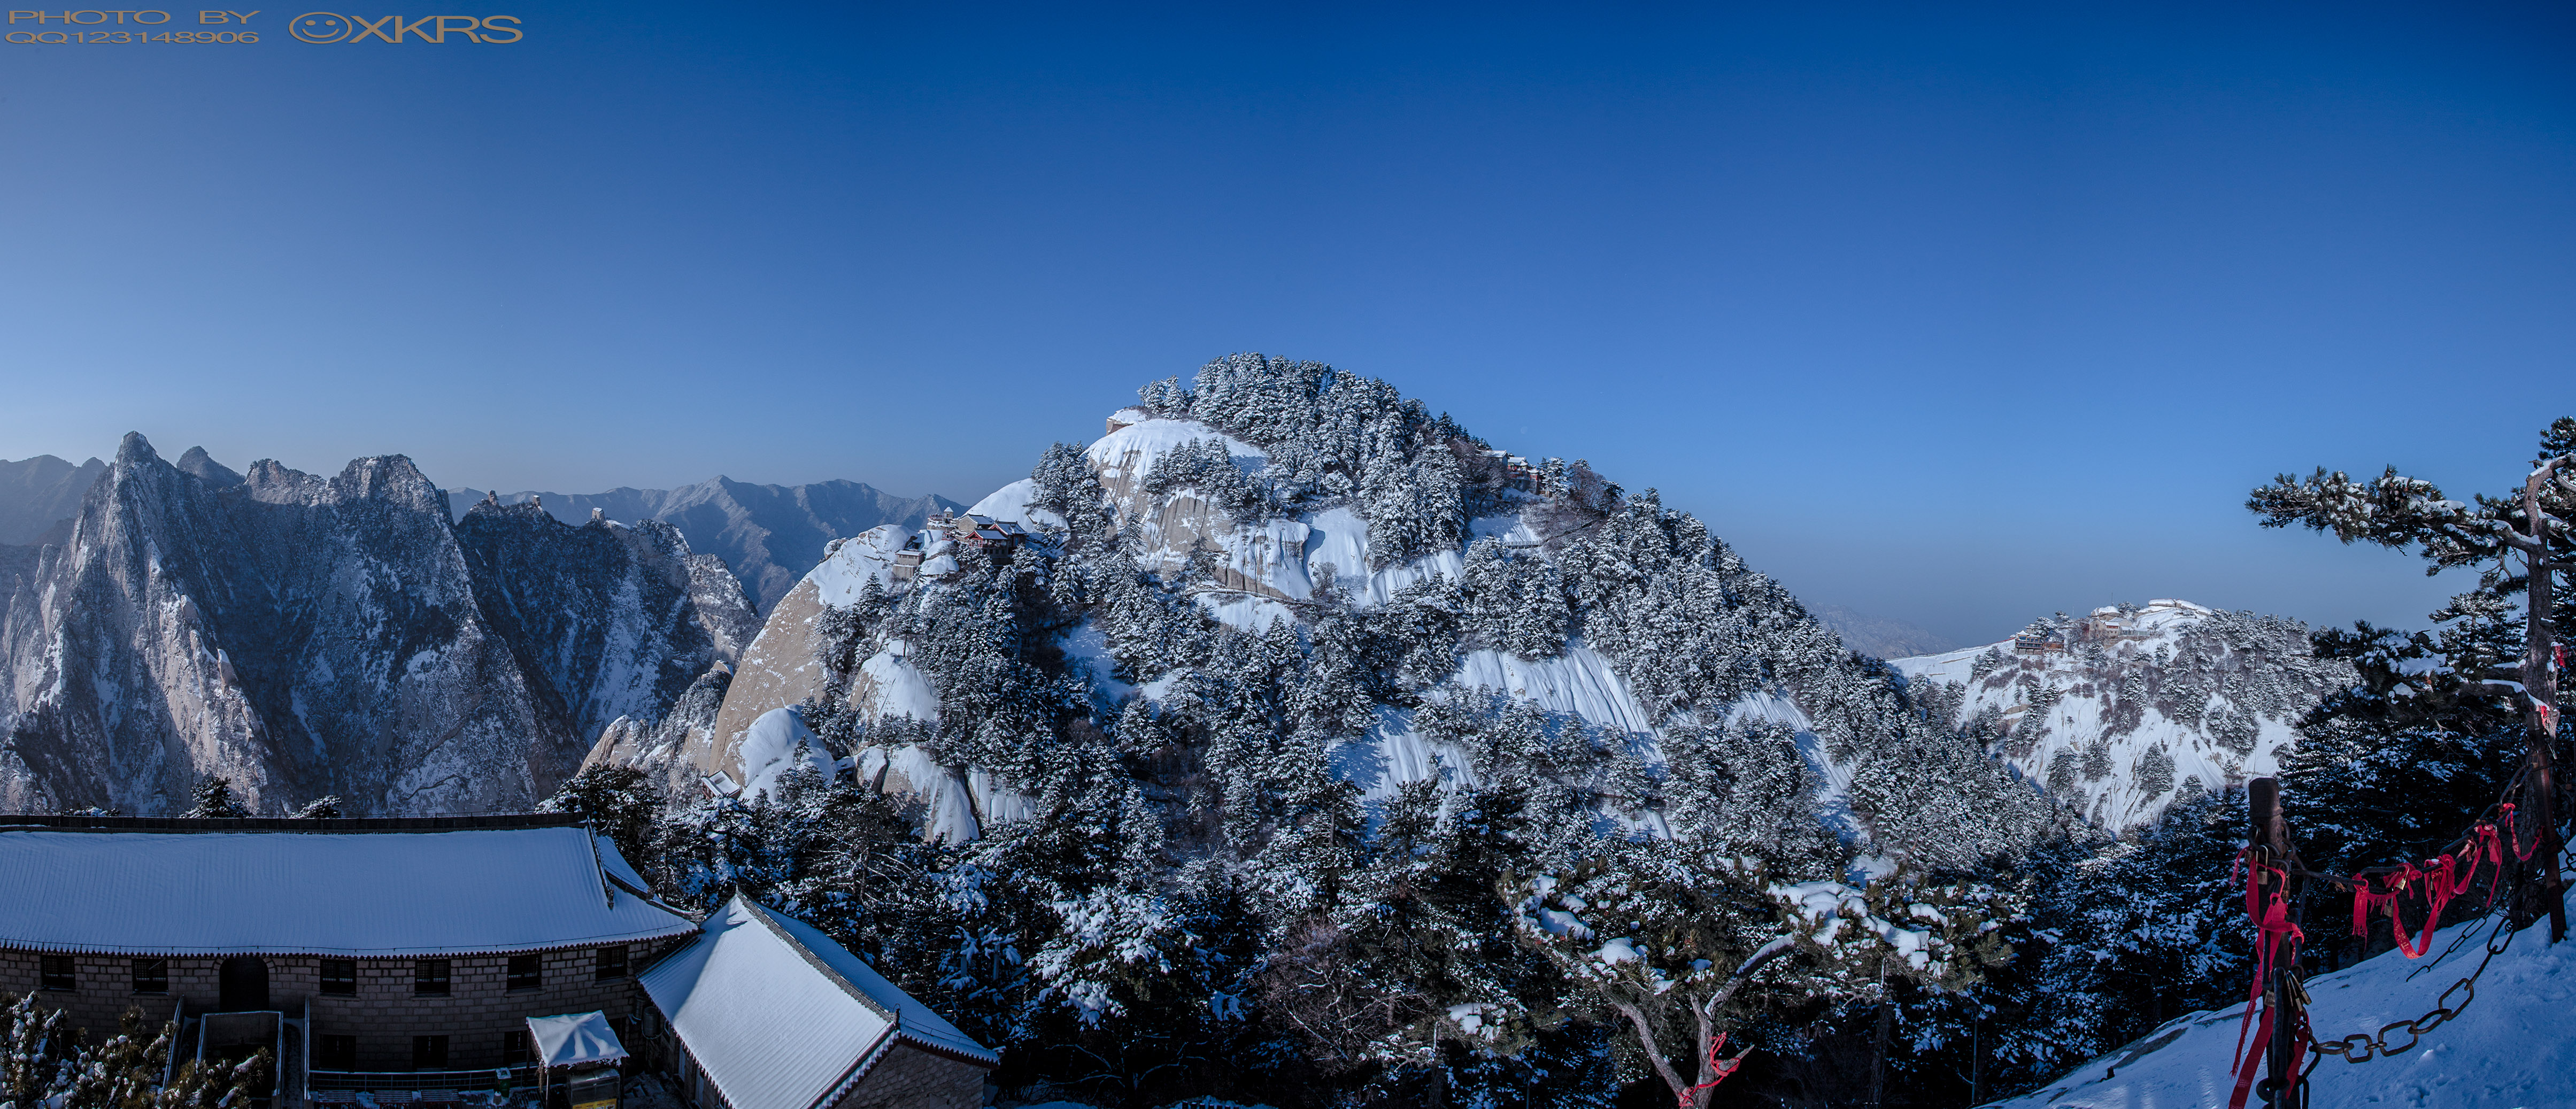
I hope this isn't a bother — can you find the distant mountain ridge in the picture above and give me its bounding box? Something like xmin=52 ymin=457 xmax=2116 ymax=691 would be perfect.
xmin=0 ymin=454 xmax=107 ymax=545
xmin=0 ymin=435 xmax=756 ymax=815
xmin=1813 ymin=603 xmax=1958 ymax=659
xmin=1890 ymin=600 xmax=2354 ymax=828
xmin=449 ymin=479 xmax=963 ymax=614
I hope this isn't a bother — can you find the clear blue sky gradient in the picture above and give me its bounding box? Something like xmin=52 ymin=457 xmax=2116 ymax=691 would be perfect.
xmin=2 ymin=2 xmax=2570 ymax=644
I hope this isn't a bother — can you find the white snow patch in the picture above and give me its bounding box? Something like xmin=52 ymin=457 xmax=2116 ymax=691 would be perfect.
xmin=1448 ymin=641 xmax=1655 ymax=736
xmin=1058 ymin=618 xmax=1136 ymax=704
xmin=854 ymin=743 xmax=980 ymax=843
xmin=856 ymin=649 xmax=940 ymax=724
xmin=1991 ymin=895 xmax=2576 ymax=1108
xmin=805 ymin=525 xmax=911 ymax=607
xmin=966 ymin=478 xmax=1067 ymax=533
xmin=1085 ymin=418 xmax=1265 ymax=475
xmin=736 ymin=708 xmax=832 ymax=802
xmin=1301 ymin=506 xmax=1467 ymax=606
xmin=1196 ymin=592 xmax=1297 ymax=633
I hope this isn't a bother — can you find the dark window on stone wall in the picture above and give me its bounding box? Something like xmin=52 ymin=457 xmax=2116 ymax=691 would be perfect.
xmin=130 ymin=959 xmax=167 ymax=995
xmin=320 ymin=959 xmax=357 ymax=996
xmin=506 ymin=954 xmax=541 ymax=992
xmin=413 ymin=959 xmax=450 ymax=996
xmin=40 ymin=956 xmax=74 ymax=991
xmin=317 ymin=1036 xmax=357 ymax=1070
xmin=593 ymin=946 xmax=628 ymax=981
xmin=412 ymin=1035 xmax=449 ymax=1069
xmin=501 ymin=1030 xmax=533 ymax=1066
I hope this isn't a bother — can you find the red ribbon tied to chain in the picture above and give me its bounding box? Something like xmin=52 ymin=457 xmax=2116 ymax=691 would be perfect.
xmin=2230 ymin=849 xmax=2307 ymax=1109
xmin=2350 ymin=813 xmax=2521 ymax=959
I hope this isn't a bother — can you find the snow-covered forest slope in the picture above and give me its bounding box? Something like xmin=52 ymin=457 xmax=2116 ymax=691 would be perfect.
xmin=1891 ymin=602 xmax=2353 ymax=829
xmin=0 ymin=435 xmax=757 ymax=815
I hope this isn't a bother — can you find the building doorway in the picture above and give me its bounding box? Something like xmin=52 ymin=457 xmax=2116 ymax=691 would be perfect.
xmin=218 ymin=956 xmax=269 ymax=1011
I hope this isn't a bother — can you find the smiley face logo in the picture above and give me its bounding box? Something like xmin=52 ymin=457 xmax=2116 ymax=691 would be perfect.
xmin=289 ymin=12 xmax=350 ymax=42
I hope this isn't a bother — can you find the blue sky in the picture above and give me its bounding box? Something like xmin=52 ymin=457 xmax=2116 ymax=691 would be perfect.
xmin=2 ymin=2 xmax=2570 ymax=644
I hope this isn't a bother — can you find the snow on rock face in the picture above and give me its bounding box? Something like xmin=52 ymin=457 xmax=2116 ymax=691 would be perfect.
xmin=849 ymin=647 xmax=939 ymax=724
xmin=804 ymin=525 xmax=909 ymax=607
xmin=1085 ymin=418 xmax=1316 ymax=604
xmin=1450 ymin=641 xmax=1655 ymax=736
xmin=697 ymin=527 xmax=924 ymax=786
xmin=454 ymin=501 xmax=759 ymax=753
xmin=853 ymin=743 xmax=980 ymax=843
xmin=1339 ymin=642 xmax=1657 ymax=803
xmin=585 ymin=664 xmax=734 ymax=800
xmin=1992 ymin=898 xmax=2576 ymax=1108
xmin=735 ymin=707 xmax=831 ymax=802
xmin=1303 ymin=506 xmax=1465 ymax=606
xmin=0 ymin=435 xmax=727 ymax=815
xmin=966 ymin=478 xmax=1067 ymax=533
xmin=1889 ymin=600 xmax=2354 ymax=829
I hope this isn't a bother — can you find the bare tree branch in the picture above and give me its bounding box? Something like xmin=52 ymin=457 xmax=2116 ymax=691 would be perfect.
xmin=1612 ymin=999 xmax=1689 ymax=1099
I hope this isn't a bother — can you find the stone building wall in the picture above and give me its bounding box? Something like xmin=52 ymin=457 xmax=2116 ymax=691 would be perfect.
xmin=0 ymin=945 xmax=652 ymax=1072
xmin=828 ymin=1043 xmax=988 ymax=1109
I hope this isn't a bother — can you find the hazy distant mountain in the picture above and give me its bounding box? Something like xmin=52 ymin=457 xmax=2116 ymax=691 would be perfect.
xmin=1813 ymin=603 xmax=1959 ymax=659
xmin=0 ymin=454 xmax=107 ymax=544
xmin=174 ymin=445 xmax=243 ymax=487
xmin=450 ymin=478 xmax=963 ymax=614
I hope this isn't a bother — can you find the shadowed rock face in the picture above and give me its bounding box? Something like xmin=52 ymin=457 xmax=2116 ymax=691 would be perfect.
xmin=0 ymin=435 xmax=757 ymax=817
xmin=449 ymin=478 xmax=962 ymax=615
xmin=454 ymin=500 xmax=759 ymax=748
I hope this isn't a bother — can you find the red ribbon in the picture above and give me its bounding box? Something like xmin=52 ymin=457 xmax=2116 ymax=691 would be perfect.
xmin=2230 ymin=850 xmax=2305 ymax=1109
xmin=1675 ymin=1031 xmax=1741 ymax=1108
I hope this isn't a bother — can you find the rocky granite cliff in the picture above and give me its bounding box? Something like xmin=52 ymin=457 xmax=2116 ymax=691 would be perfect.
xmin=0 ymin=435 xmax=755 ymax=815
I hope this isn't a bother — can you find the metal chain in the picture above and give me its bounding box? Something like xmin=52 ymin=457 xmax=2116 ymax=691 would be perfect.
xmin=2309 ymin=904 xmax=2517 ymax=1064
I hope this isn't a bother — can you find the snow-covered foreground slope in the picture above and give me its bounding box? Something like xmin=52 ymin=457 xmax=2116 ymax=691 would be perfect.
xmin=1989 ymin=898 xmax=2576 ymax=1108
xmin=1892 ymin=601 xmax=2353 ymax=829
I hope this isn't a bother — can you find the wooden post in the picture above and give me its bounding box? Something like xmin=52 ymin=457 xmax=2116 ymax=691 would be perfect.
xmin=2522 ymin=463 xmax=2566 ymax=944
xmin=2249 ymin=777 xmax=2306 ymax=1108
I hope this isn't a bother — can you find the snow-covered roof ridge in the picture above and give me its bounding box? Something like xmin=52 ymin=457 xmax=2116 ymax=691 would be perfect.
xmin=745 ymin=896 xmax=998 ymax=1066
xmin=0 ymin=818 xmax=698 ymax=957
xmin=638 ymin=896 xmax=994 ymax=1109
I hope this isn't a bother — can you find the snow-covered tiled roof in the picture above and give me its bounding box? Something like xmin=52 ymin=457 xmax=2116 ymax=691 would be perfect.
xmin=639 ymin=896 xmax=994 ymax=1109
xmin=0 ymin=818 xmax=698 ymax=957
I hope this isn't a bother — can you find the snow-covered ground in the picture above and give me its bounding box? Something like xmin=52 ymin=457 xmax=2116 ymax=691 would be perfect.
xmin=1988 ymin=895 xmax=2576 ymax=1108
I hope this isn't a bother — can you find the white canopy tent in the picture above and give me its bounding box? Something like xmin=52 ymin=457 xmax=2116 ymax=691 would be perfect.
xmin=528 ymin=1012 xmax=627 ymax=1068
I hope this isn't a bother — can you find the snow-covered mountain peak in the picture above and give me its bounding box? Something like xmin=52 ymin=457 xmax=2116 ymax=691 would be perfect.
xmin=673 ymin=360 xmax=2059 ymax=874
xmin=1891 ymin=599 xmax=2354 ymax=829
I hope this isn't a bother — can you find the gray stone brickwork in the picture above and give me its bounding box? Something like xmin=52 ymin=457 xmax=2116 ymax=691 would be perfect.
xmin=0 ymin=945 xmax=652 ymax=1072
xmin=827 ymin=1043 xmax=987 ymax=1109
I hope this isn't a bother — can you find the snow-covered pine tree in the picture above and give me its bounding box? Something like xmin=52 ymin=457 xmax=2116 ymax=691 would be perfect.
xmin=181 ymin=776 xmax=249 ymax=819
xmin=291 ymin=796 xmax=344 ymax=819
xmin=2251 ymin=415 xmax=2575 ymax=933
